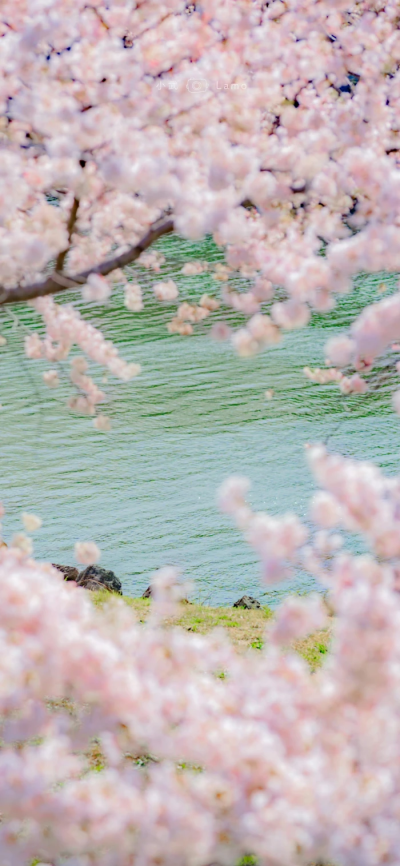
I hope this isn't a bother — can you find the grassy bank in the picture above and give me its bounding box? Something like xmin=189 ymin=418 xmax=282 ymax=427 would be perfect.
xmin=91 ymin=593 xmax=332 ymax=670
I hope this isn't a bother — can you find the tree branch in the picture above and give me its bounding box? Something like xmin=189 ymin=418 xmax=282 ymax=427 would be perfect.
xmin=55 ymin=196 xmax=80 ymax=273
xmin=0 ymin=195 xmax=256 ymax=307
xmin=0 ymin=216 xmax=174 ymax=307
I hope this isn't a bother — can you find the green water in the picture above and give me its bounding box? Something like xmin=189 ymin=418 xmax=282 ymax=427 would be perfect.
xmin=0 ymin=235 xmax=399 ymax=606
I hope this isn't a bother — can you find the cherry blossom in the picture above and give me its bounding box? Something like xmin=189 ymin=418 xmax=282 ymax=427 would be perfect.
xmin=22 ymin=513 xmax=42 ymax=532
xmin=82 ymin=273 xmax=112 ymax=303
xmin=93 ymin=414 xmax=112 ymax=432
xmin=74 ymin=541 xmax=100 ymax=565
xmin=153 ymin=280 xmax=179 ymax=302
xmin=11 ymin=533 xmax=33 ymax=556
xmin=124 ymin=282 xmax=144 ymax=312
xmin=269 ymin=594 xmax=327 ymax=646
xmin=43 ymin=369 xmax=60 ymax=388
xmin=182 ymin=261 xmax=206 ymax=276
xmin=1 ymin=0 xmax=400 ymax=403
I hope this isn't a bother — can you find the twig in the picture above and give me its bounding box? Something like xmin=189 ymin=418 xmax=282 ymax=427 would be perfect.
xmin=55 ymin=196 xmax=80 ymax=273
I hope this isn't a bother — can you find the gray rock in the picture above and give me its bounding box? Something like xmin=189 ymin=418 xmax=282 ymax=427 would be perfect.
xmin=79 ymin=577 xmax=113 ymax=593
xmin=78 ymin=566 xmax=123 ymax=595
xmin=233 ymin=595 xmax=261 ymax=610
xmin=52 ymin=564 xmax=80 ymax=582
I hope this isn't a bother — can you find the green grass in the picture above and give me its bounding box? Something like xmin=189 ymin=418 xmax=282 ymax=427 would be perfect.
xmin=91 ymin=591 xmax=331 ymax=670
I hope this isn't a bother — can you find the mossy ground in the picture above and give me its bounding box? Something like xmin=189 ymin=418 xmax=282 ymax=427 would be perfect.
xmin=64 ymin=590 xmax=333 ymax=824
xmin=91 ymin=592 xmax=332 ymax=670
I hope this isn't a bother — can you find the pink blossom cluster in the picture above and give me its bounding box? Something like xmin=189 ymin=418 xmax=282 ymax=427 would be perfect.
xmin=220 ymin=444 xmax=400 ymax=576
xmin=24 ymin=296 xmax=140 ymax=418
xmin=43 ymin=368 xmax=60 ymax=389
xmin=75 ymin=540 xmax=101 ymax=565
xmin=25 ymin=297 xmax=139 ymax=381
xmin=153 ymin=280 xmax=179 ymax=302
xmin=181 ymin=261 xmax=208 ymax=276
xmin=82 ymin=273 xmax=112 ymax=304
xmin=2 ymin=0 xmax=400 ymax=368
xmin=3 ymin=444 xmax=400 ymax=865
xmin=308 ymin=445 xmax=400 ymax=561
xmin=304 ymin=366 xmax=368 ymax=395
xmin=304 ymin=366 xmax=344 ymax=385
xmin=269 ymin=594 xmax=327 ymax=646
xmin=124 ymin=282 xmax=144 ymax=312
xmin=167 ymin=295 xmax=220 ymax=336
xmin=326 ymin=292 xmax=400 ymax=370
xmin=231 ymin=314 xmax=281 ymax=357
xmin=138 ymin=251 xmax=166 ymax=272
xmin=218 ymin=474 xmax=308 ymax=584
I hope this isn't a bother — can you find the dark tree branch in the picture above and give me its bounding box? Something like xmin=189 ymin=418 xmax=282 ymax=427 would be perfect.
xmin=55 ymin=196 xmax=80 ymax=273
xmin=241 ymin=198 xmax=260 ymax=212
xmin=0 ymin=194 xmax=256 ymax=307
xmin=0 ymin=216 xmax=174 ymax=307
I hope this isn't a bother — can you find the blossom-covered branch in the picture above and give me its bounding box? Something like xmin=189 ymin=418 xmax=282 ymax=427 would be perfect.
xmin=0 ymin=216 xmax=174 ymax=306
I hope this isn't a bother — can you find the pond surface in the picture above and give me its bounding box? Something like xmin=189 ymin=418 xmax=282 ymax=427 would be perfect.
xmin=0 ymin=235 xmax=398 ymax=606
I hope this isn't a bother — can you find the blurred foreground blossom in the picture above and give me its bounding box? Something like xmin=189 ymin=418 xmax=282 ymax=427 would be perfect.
xmin=74 ymin=541 xmax=100 ymax=565
xmin=12 ymin=533 xmax=33 ymax=555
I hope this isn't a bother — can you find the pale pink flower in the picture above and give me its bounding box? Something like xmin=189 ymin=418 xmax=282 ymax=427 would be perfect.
xmin=181 ymin=261 xmax=205 ymax=276
xmin=253 ymin=278 xmax=273 ymax=302
xmin=43 ymin=369 xmax=60 ymax=388
xmin=74 ymin=541 xmax=100 ymax=565
xmin=25 ymin=333 xmax=43 ymax=360
xmin=227 ymin=290 xmax=260 ymax=315
xmin=325 ymin=336 xmax=355 ymax=367
xmin=68 ymin=395 xmax=96 ymax=415
xmin=339 ymin=373 xmax=367 ymax=395
xmin=311 ymin=491 xmax=342 ymax=528
xmin=82 ymin=274 xmax=112 ymax=303
xmin=22 ymin=512 xmax=42 ymax=532
xmin=124 ymin=284 xmax=144 ymax=312
xmin=153 ymin=280 xmax=179 ymax=302
xmin=218 ymin=475 xmax=251 ymax=515
xmin=167 ymin=318 xmax=194 ymax=336
xmin=11 ymin=532 xmax=33 ymax=555
xmin=271 ymin=300 xmax=310 ymax=330
xmin=231 ymin=329 xmax=258 ymax=357
xmin=71 ymin=356 xmax=88 ymax=374
xmin=199 ymin=295 xmax=220 ymax=312
xmin=304 ymin=367 xmax=343 ymax=384
xmin=138 ymin=251 xmax=165 ymax=271
xmin=269 ymin=595 xmax=327 ymax=645
xmin=313 ymin=530 xmax=343 ymax=557
xmin=211 ymin=322 xmax=231 ymax=341
xmin=93 ymin=414 xmax=112 ymax=432
xmin=124 ymin=363 xmax=141 ymax=380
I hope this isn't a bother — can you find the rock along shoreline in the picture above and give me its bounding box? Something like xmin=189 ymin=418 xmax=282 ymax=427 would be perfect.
xmin=53 ymin=564 xmax=265 ymax=610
